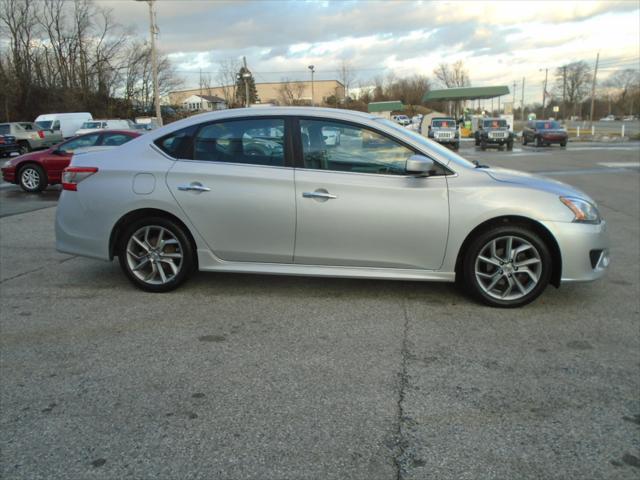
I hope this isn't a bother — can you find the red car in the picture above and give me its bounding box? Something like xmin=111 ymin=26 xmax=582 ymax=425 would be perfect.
xmin=1 ymin=130 xmax=140 ymax=192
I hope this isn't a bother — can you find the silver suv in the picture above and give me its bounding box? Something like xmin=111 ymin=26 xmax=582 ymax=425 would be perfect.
xmin=0 ymin=122 xmax=64 ymax=154
xmin=427 ymin=117 xmax=460 ymax=151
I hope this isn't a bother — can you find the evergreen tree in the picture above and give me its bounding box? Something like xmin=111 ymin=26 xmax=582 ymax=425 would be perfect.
xmin=235 ymin=67 xmax=259 ymax=106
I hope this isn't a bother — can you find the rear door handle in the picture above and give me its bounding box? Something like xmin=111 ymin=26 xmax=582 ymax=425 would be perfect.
xmin=302 ymin=191 xmax=337 ymax=200
xmin=178 ymin=183 xmax=210 ymax=192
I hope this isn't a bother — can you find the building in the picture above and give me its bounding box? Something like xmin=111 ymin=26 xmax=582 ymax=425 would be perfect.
xmin=168 ymin=80 xmax=345 ymax=108
xmin=182 ymin=94 xmax=227 ymax=112
xmin=367 ymin=100 xmax=404 ymax=120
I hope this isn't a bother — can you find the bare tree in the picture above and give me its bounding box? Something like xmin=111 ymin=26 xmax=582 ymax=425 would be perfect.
xmin=553 ymin=61 xmax=592 ymax=117
xmin=216 ymin=58 xmax=240 ymax=107
xmin=433 ymin=61 xmax=470 ymax=88
xmin=338 ymin=59 xmax=355 ymax=101
xmin=277 ymin=79 xmax=306 ymax=105
xmin=605 ymin=68 xmax=640 ymax=114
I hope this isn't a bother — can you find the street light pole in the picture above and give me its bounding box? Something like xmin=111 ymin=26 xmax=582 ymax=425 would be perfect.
xmin=308 ymin=65 xmax=315 ymax=106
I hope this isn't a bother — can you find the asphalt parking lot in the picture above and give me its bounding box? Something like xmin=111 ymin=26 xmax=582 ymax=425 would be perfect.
xmin=1 ymin=141 xmax=639 ymax=479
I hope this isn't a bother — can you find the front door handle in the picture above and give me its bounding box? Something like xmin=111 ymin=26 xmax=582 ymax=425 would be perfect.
xmin=178 ymin=183 xmax=211 ymax=192
xmin=302 ymin=190 xmax=337 ymax=200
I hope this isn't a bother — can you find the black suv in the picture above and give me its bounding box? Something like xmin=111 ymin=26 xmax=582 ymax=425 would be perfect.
xmin=523 ymin=120 xmax=568 ymax=147
xmin=475 ymin=118 xmax=514 ymax=150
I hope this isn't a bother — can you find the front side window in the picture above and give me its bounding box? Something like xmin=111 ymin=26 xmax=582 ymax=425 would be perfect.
xmin=58 ymin=133 xmax=100 ymax=153
xmin=194 ymin=118 xmax=285 ymax=167
xmin=299 ymin=119 xmax=413 ymax=175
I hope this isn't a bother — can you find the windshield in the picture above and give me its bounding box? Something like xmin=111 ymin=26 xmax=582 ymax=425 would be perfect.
xmin=81 ymin=122 xmax=104 ymax=129
xmin=376 ymin=118 xmax=475 ymax=168
xmin=432 ymin=119 xmax=455 ymax=128
xmin=483 ymin=119 xmax=507 ymax=128
xmin=36 ymin=121 xmax=52 ymax=129
xmin=535 ymin=121 xmax=561 ymax=129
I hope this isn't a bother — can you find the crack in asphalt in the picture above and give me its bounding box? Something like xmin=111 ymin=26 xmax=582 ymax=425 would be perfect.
xmin=393 ymin=299 xmax=410 ymax=480
xmin=0 ymin=255 xmax=76 ymax=284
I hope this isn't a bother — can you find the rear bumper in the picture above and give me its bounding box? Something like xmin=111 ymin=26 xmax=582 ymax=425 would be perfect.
xmin=541 ymin=220 xmax=610 ymax=283
xmin=541 ymin=135 xmax=568 ymax=143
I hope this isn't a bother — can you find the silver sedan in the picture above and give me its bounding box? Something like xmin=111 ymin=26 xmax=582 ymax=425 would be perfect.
xmin=55 ymin=107 xmax=609 ymax=307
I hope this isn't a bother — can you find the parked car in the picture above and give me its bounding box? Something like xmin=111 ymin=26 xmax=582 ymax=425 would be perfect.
xmin=0 ymin=122 xmax=64 ymax=154
xmin=427 ymin=117 xmax=459 ymax=150
xmin=35 ymin=112 xmax=93 ymax=139
xmin=523 ymin=120 xmax=568 ymax=147
xmin=393 ymin=115 xmax=411 ymax=126
xmin=1 ymin=130 xmax=140 ymax=192
xmin=54 ymin=107 xmax=609 ymax=307
xmin=600 ymin=115 xmax=615 ymax=122
xmin=75 ymin=119 xmax=133 ymax=135
xmin=0 ymin=134 xmax=21 ymax=157
xmin=474 ymin=118 xmax=514 ymax=150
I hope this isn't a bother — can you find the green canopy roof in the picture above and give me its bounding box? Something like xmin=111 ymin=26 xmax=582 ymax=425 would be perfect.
xmin=368 ymin=101 xmax=403 ymax=113
xmin=423 ymin=86 xmax=510 ymax=102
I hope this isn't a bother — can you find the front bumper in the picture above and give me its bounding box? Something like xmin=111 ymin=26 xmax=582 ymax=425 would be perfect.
xmin=542 ymin=220 xmax=610 ymax=282
xmin=1 ymin=166 xmax=16 ymax=183
xmin=0 ymin=145 xmax=21 ymax=155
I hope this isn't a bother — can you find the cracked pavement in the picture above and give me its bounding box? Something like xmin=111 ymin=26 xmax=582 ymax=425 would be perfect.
xmin=1 ymin=143 xmax=639 ymax=479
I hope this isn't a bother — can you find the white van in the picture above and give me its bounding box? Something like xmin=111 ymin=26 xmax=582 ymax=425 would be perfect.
xmin=75 ymin=119 xmax=132 ymax=135
xmin=34 ymin=112 xmax=93 ymax=139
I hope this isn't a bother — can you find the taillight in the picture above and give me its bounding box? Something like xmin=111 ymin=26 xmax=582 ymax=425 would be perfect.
xmin=62 ymin=167 xmax=98 ymax=191
xmin=38 ymin=130 xmax=45 ymax=139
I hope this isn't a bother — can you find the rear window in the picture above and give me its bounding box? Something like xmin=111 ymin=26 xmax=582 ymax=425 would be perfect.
xmin=535 ymin=121 xmax=560 ymax=129
xmin=0 ymin=124 xmax=9 ymax=135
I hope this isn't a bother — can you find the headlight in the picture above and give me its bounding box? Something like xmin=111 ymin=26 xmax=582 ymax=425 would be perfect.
xmin=3 ymin=160 xmax=12 ymax=168
xmin=560 ymin=196 xmax=601 ymax=224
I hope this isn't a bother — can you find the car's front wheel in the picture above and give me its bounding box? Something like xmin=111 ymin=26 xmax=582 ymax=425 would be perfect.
xmin=18 ymin=164 xmax=46 ymax=193
xmin=118 ymin=217 xmax=195 ymax=292
xmin=462 ymin=225 xmax=552 ymax=307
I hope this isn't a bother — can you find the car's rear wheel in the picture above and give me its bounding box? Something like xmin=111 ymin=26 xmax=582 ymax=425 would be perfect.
xmin=507 ymin=140 xmax=514 ymax=151
xmin=535 ymin=136 xmax=543 ymax=147
xmin=18 ymin=141 xmax=31 ymax=155
xmin=522 ymin=135 xmax=528 ymax=145
xmin=480 ymin=139 xmax=486 ymax=150
xmin=560 ymin=141 xmax=567 ymax=147
xmin=118 ymin=217 xmax=195 ymax=292
xmin=462 ymin=225 xmax=552 ymax=308
xmin=18 ymin=164 xmax=46 ymax=193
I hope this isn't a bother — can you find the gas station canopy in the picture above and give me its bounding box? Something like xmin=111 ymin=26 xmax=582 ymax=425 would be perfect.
xmin=423 ymin=86 xmax=510 ymax=102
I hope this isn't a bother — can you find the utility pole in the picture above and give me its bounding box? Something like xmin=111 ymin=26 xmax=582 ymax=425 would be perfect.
xmin=145 ymin=0 xmax=162 ymax=126
xmin=541 ymin=68 xmax=548 ymax=119
xmin=308 ymin=65 xmax=315 ymax=106
xmin=512 ymin=80 xmax=517 ymax=113
xmin=243 ymin=57 xmax=249 ymax=107
xmin=589 ymin=52 xmax=600 ymax=127
xmin=521 ymin=76 xmax=525 ymax=122
xmin=561 ymin=65 xmax=567 ymax=120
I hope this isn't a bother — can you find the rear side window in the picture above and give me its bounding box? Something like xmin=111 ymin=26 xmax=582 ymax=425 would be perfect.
xmin=0 ymin=124 xmax=9 ymax=135
xmin=154 ymin=126 xmax=195 ymax=158
xmin=102 ymin=133 xmax=133 ymax=146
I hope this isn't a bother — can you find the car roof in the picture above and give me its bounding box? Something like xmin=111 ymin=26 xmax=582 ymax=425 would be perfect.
xmin=146 ymin=106 xmax=381 ymax=140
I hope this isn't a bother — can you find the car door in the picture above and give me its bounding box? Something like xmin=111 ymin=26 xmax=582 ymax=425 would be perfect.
xmin=293 ymin=118 xmax=449 ymax=270
xmin=42 ymin=133 xmax=101 ymax=181
xmin=165 ymin=117 xmax=296 ymax=263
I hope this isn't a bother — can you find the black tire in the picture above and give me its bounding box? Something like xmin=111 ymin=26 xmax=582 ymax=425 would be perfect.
xmin=453 ymin=142 xmax=459 ymax=151
xmin=118 ymin=216 xmax=195 ymax=292
xmin=507 ymin=141 xmax=514 ymax=151
xmin=535 ymin=136 xmax=543 ymax=148
xmin=461 ymin=224 xmax=552 ymax=308
xmin=18 ymin=141 xmax=31 ymax=155
xmin=474 ymin=134 xmax=480 ymax=146
xmin=522 ymin=135 xmax=528 ymax=146
xmin=480 ymin=139 xmax=486 ymax=150
xmin=560 ymin=141 xmax=567 ymax=147
xmin=18 ymin=163 xmax=47 ymax=193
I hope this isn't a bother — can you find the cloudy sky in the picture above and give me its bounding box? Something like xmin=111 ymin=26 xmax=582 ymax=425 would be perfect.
xmin=105 ymin=0 xmax=639 ymax=103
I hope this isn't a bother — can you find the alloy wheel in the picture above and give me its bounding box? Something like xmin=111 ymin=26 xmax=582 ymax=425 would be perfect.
xmin=474 ymin=235 xmax=543 ymax=301
xmin=21 ymin=168 xmax=41 ymax=190
xmin=125 ymin=225 xmax=184 ymax=285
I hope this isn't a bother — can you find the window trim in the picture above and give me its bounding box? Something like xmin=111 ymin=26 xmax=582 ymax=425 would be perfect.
xmin=291 ymin=116 xmax=452 ymax=177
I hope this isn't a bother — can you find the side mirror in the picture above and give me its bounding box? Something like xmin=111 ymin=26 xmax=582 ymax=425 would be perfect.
xmin=406 ymin=155 xmax=435 ymax=176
